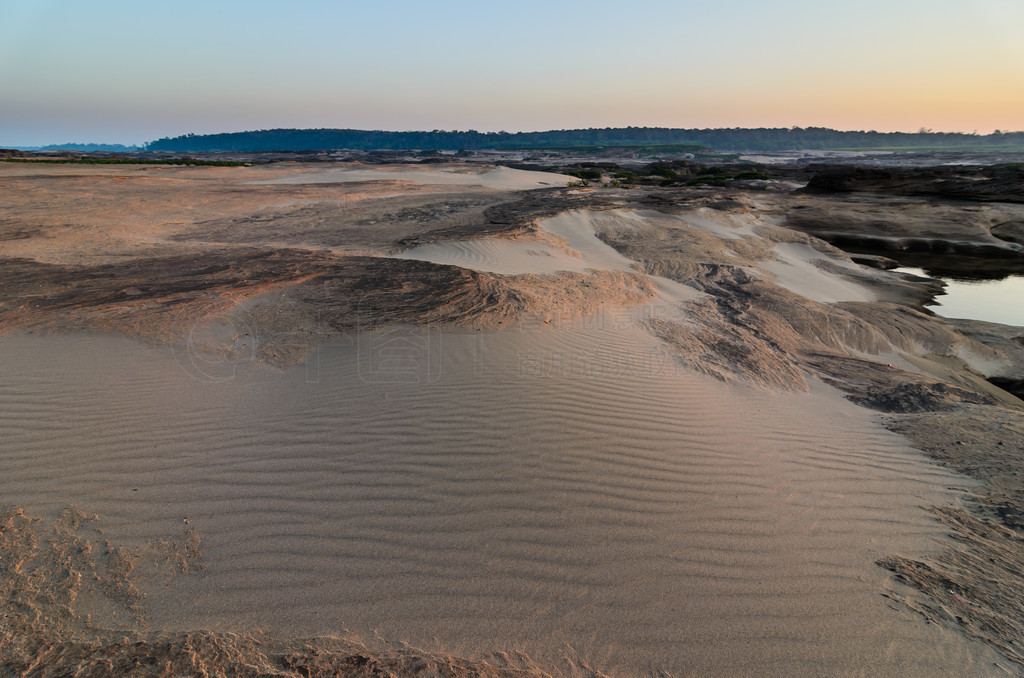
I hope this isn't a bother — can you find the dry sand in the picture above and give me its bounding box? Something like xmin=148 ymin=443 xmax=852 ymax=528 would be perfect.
xmin=248 ymin=164 xmax=578 ymax=190
xmin=1 ymin=162 xmax=1023 ymax=677
xmin=0 ymin=325 xmax=1005 ymax=678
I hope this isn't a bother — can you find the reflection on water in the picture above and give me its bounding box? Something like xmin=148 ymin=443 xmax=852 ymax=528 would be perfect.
xmin=898 ymin=267 xmax=1024 ymax=326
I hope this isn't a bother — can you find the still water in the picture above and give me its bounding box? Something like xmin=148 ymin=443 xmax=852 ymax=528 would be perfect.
xmin=898 ymin=267 xmax=1024 ymax=327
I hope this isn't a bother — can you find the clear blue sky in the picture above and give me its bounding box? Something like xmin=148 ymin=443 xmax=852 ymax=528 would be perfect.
xmin=2 ymin=0 xmax=1022 ymax=146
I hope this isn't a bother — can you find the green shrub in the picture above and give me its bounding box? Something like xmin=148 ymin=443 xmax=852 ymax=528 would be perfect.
xmin=564 ymin=168 xmax=602 ymax=181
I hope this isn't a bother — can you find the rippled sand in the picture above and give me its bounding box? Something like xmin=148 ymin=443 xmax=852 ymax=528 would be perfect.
xmin=0 ymin=316 xmax=1005 ymax=676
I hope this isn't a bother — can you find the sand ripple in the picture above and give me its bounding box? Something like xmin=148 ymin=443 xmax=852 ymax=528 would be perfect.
xmin=0 ymin=318 xmax=1002 ymax=677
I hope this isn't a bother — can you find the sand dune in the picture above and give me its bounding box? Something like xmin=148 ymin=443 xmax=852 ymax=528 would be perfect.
xmin=759 ymin=242 xmax=877 ymax=303
xmin=1 ymin=162 xmax=1022 ymax=677
xmin=389 ymin=210 xmax=640 ymax=275
xmin=250 ymin=165 xmax=578 ymax=190
xmin=0 ymin=318 xmax=1006 ymax=677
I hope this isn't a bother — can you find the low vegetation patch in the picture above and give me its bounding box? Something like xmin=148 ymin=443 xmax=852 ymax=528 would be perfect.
xmin=563 ymin=168 xmax=603 ymax=182
xmin=604 ymin=162 xmax=775 ymax=187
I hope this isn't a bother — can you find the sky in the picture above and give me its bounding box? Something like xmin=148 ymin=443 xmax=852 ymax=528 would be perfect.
xmin=1 ymin=0 xmax=1022 ymax=146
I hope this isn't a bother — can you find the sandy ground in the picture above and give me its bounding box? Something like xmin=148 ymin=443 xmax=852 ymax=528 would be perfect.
xmin=1 ymin=161 xmax=1023 ymax=677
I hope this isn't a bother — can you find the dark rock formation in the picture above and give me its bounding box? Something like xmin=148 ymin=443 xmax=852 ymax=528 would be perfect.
xmin=803 ymin=164 xmax=1024 ymax=203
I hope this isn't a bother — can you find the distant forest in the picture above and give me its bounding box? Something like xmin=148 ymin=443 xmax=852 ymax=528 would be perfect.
xmin=33 ymin=143 xmax=142 ymax=152
xmin=145 ymin=127 xmax=1024 ymax=153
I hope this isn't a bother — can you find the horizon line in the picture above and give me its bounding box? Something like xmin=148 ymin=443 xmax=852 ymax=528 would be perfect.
xmin=7 ymin=124 xmax=1024 ymax=150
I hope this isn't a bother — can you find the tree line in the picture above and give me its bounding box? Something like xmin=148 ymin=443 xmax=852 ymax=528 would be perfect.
xmin=144 ymin=126 xmax=1024 ymax=153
